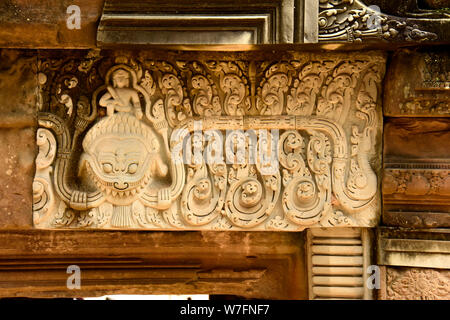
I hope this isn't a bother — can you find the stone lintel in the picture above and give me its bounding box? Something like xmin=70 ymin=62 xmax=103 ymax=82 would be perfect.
xmin=0 ymin=229 xmax=306 ymax=299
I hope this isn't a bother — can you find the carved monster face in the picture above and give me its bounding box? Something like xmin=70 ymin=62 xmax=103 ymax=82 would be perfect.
xmin=89 ymin=137 xmax=151 ymax=191
xmin=80 ymin=113 xmax=167 ymax=205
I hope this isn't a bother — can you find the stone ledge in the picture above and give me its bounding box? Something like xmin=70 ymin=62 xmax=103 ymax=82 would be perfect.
xmin=0 ymin=230 xmax=306 ymax=299
xmin=377 ymin=227 xmax=450 ymax=269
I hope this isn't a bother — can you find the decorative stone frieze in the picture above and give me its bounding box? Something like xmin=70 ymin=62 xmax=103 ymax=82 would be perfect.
xmin=0 ymin=50 xmax=37 ymax=229
xmin=33 ymin=51 xmax=384 ymax=230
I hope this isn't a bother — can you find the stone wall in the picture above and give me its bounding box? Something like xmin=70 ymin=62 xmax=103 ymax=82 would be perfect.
xmin=0 ymin=50 xmax=36 ymax=229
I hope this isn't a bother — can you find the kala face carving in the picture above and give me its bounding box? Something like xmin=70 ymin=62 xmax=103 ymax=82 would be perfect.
xmin=80 ymin=113 xmax=166 ymax=206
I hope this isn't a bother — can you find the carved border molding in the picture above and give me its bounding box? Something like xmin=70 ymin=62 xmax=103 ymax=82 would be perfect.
xmin=383 ymin=166 xmax=450 ymax=228
xmin=33 ymin=51 xmax=384 ymax=231
xmin=97 ymin=0 xmax=319 ymax=45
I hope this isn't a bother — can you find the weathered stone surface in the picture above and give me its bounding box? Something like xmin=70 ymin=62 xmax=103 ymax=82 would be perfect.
xmin=383 ymin=211 xmax=450 ymax=229
xmin=0 ymin=230 xmax=307 ymax=299
xmin=383 ymin=118 xmax=450 ymax=228
xmin=0 ymin=128 xmax=35 ymax=228
xmin=0 ymin=50 xmax=37 ymax=229
xmin=380 ymin=266 xmax=450 ymax=300
xmin=97 ymin=0 xmax=304 ymax=45
xmin=2 ymin=0 xmax=311 ymax=48
xmin=384 ymin=49 xmax=449 ymax=117
xmin=377 ymin=227 xmax=450 ymax=269
xmin=307 ymin=228 xmax=374 ymax=300
xmin=0 ymin=0 xmax=102 ymax=48
xmin=366 ymin=0 xmax=450 ymax=15
xmin=384 ymin=118 xmax=450 ymax=160
xmin=0 ymin=50 xmax=36 ymax=126
xmin=384 ymin=118 xmax=450 ymax=159
xmin=32 ymin=50 xmax=385 ymax=231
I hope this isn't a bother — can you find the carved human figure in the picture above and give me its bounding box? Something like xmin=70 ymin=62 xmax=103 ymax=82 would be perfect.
xmin=99 ymin=68 xmax=144 ymax=119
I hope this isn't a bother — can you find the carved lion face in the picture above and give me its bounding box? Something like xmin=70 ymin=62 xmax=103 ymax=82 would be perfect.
xmin=83 ymin=135 xmax=155 ymax=203
xmin=90 ymin=137 xmax=151 ymax=190
xmin=80 ymin=113 xmax=167 ymax=204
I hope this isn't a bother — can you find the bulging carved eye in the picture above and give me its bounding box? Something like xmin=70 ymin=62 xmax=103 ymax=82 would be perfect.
xmin=128 ymin=163 xmax=138 ymax=174
xmin=102 ymin=163 xmax=113 ymax=173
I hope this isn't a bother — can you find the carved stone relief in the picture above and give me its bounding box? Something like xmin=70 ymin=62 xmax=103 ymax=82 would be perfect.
xmin=384 ymin=169 xmax=450 ymax=198
xmin=383 ymin=118 xmax=450 ymax=228
xmin=384 ymin=49 xmax=449 ymax=116
xmin=384 ymin=267 xmax=450 ymax=300
xmin=33 ymin=51 xmax=384 ymax=230
xmin=319 ymin=0 xmax=438 ymax=42
xmin=383 ymin=167 xmax=450 ymax=227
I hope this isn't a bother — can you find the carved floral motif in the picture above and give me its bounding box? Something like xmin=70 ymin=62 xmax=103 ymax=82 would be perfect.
xmin=383 ymin=169 xmax=450 ymax=196
xmin=386 ymin=267 xmax=450 ymax=300
xmin=33 ymin=52 xmax=384 ymax=230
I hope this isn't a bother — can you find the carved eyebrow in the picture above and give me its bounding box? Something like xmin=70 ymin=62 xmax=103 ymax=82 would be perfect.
xmin=98 ymin=152 xmax=115 ymax=161
xmin=125 ymin=152 xmax=141 ymax=157
xmin=125 ymin=152 xmax=141 ymax=161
